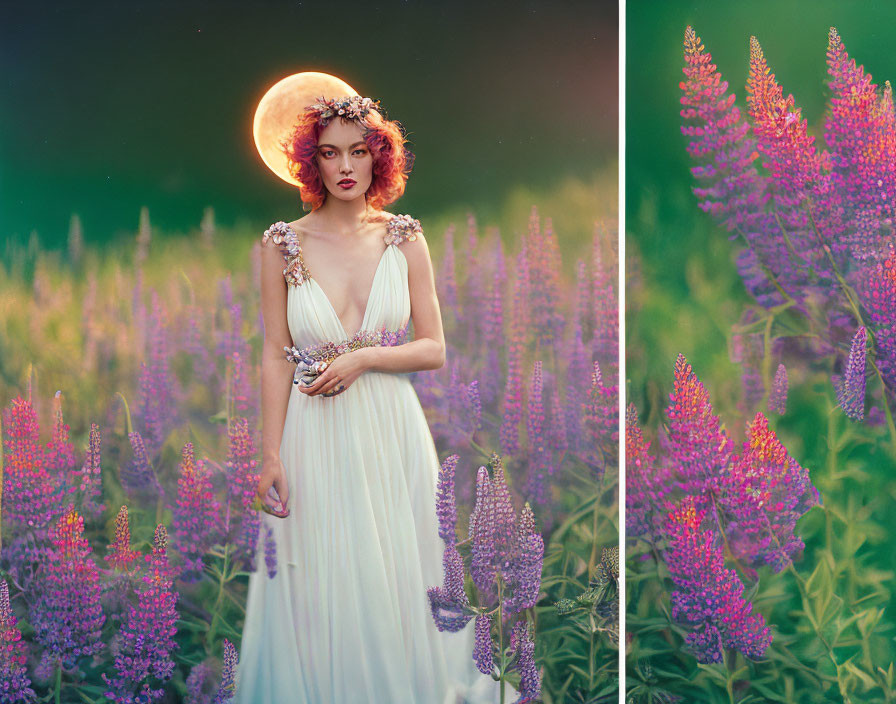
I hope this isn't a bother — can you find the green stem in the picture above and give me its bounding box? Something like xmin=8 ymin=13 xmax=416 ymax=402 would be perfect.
xmin=54 ymin=662 xmax=61 ymax=704
xmin=497 ymin=575 xmax=505 ymax=702
xmin=725 ymin=648 xmax=737 ymax=704
xmin=207 ymin=542 xmax=230 ymax=648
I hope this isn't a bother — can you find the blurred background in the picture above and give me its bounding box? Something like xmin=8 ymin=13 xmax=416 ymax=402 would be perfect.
xmin=1 ymin=0 xmax=617 ymax=250
xmin=627 ymin=0 xmax=896 ymax=423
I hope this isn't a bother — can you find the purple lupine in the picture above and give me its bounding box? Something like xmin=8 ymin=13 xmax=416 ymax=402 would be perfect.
xmin=625 ymin=404 xmax=673 ymax=542
xmin=499 ymin=340 xmax=525 ymax=457
xmin=105 ymin=505 xmax=141 ymax=575
xmin=213 ymin=639 xmax=237 ymax=704
xmin=1 ymin=396 xmax=61 ymax=530
xmin=225 ymin=418 xmax=262 ymax=570
xmin=721 ymin=413 xmax=820 ymax=572
xmin=508 ymin=619 xmax=540 ymax=703
xmin=30 ymin=505 xmax=106 ymax=679
xmin=473 ymin=614 xmax=494 ymax=675
xmin=836 ymin=327 xmax=867 ymax=420
xmin=469 ymin=466 xmax=497 ymax=594
xmin=103 ymin=524 xmax=180 ymax=703
xmin=121 ymin=430 xmax=164 ymax=501
xmin=663 ymin=496 xmax=772 ymax=664
xmin=591 ymin=222 xmax=619 ymax=363
xmin=436 ymin=454 xmax=459 ymax=543
xmin=680 ymin=26 xmax=782 ymax=308
xmin=465 ymin=380 xmax=482 ymax=436
xmin=447 ymin=360 xmax=467 ymax=446
xmin=75 ymin=423 xmax=106 ymax=522
xmin=864 ymin=248 xmax=896 ymax=390
xmin=547 ymin=376 xmax=567 ymax=455
xmin=564 ymin=321 xmax=591 ymax=457
xmin=136 ymin=290 xmax=178 ymax=456
xmin=584 ymin=361 xmax=619 ymax=474
xmin=665 ymin=354 xmax=734 ymax=503
xmin=501 ymin=502 xmax=544 ymax=615
xmin=183 ymin=303 xmax=214 ymax=384
xmin=229 ymin=350 xmax=255 ymax=417
xmin=0 ymin=579 xmax=37 ymax=703
xmin=46 ymin=391 xmax=79 ymax=496
xmin=768 ymin=364 xmax=788 ymax=415
xmin=442 ymin=542 xmax=469 ymax=606
xmin=172 ymin=442 xmax=221 ymax=582
xmin=262 ymin=525 xmax=278 ymax=579
xmin=489 ymin=456 xmax=519 ymax=584
xmin=185 ymin=661 xmax=213 ymax=704
xmin=526 ymin=210 xmax=564 ymax=350
xmin=524 ymin=360 xmax=551 ymax=507
xmin=437 ymin=223 xmax=458 ymax=318
xmin=426 ymin=585 xmax=474 ymax=633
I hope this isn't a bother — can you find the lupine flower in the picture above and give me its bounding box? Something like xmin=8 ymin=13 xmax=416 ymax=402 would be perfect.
xmin=467 ymin=466 xmax=493 ymax=593
xmin=2 ymin=396 xmax=62 ymax=530
xmin=721 ymin=413 xmax=820 ymax=572
xmin=262 ymin=525 xmax=278 ymax=578
xmin=121 ymin=430 xmax=164 ymax=501
xmin=525 ymin=361 xmax=551 ymax=507
xmin=426 ymin=585 xmax=474 ymax=633
xmin=103 ymin=524 xmax=180 ymax=703
xmin=864 ymin=247 xmax=896 ymax=389
xmin=500 ymin=340 xmax=525 ymax=458
xmin=46 ymin=391 xmax=79 ymax=493
xmin=665 ymin=354 xmax=734 ymax=503
xmin=464 ymin=380 xmax=482 ymax=436
xmin=836 ymin=327 xmax=867 ymax=420
xmin=30 ymin=506 xmax=106 ymax=678
xmin=436 ymin=454 xmax=459 ymax=543
xmin=508 ymin=619 xmax=540 ymax=703
xmin=225 ymin=418 xmax=262 ymax=571
xmin=546 ymin=379 xmax=567 ymax=455
xmin=106 ymin=505 xmax=141 ymax=575
xmin=501 ymin=502 xmax=544 ymax=615
xmin=768 ymin=364 xmax=788 ymax=415
xmin=564 ymin=322 xmax=591 ymax=456
xmin=185 ymin=661 xmax=213 ymax=704
xmin=0 ymin=579 xmax=37 ymax=703
xmin=136 ymin=290 xmax=178 ymax=456
xmin=473 ymin=614 xmax=494 ymax=675
xmin=442 ymin=542 xmax=469 ymax=606
xmin=663 ymin=496 xmax=772 ymax=664
xmin=172 ymin=442 xmax=221 ymax=582
xmin=625 ymin=404 xmax=673 ymax=541
xmin=584 ymin=360 xmax=619 ymax=474
xmin=213 ymin=639 xmax=237 ymax=704
xmin=591 ymin=222 xmax=619 ymax=363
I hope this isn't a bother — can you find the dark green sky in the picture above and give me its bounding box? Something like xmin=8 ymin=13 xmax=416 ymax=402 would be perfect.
xmin=1 ymin=0 xmax=617 ymax=248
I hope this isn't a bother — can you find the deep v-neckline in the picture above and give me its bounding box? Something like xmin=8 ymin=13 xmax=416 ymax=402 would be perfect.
xmin=285 ymin=223 xmax=391 ymax=339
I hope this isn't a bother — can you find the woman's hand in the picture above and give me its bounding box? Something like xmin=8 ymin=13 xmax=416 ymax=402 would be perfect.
xmin=299 ymin=348 xmax=370 ymax=397
xmin=253 ymin=454 xmax=290 ymax=518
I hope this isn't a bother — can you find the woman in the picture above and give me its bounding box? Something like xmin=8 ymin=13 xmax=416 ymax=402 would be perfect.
xmin=234 ymin=95 xmax=513 ymax=703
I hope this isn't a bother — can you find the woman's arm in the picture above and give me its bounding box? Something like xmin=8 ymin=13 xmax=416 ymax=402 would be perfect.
xmin=359 ymin=230 xmax=446 ymax=374
xmin=259 ymin=238 xmax=297 ymax=460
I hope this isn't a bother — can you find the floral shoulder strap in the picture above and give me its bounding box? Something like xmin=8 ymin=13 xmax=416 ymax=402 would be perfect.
xmin=384 ymin=213 xmax=423 ymax=246
xmin=262 ymin=221 xmax=311 ymax=286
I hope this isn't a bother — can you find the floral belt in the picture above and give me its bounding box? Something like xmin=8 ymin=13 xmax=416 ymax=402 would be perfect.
xmin=283 ymin=323 xmax=410 ymax=397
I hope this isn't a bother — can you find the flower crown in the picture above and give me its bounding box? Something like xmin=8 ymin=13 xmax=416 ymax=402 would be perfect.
xmin=305 ymin=95 xmax=383 ymax=128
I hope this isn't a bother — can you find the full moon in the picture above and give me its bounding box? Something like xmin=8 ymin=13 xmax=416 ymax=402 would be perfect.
xmin=253 ymin=72 xmax=357 ymax=187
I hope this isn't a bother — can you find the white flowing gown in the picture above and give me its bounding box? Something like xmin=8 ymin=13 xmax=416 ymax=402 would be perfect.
xmin=234 ymin=214 xmax=516 ymax=704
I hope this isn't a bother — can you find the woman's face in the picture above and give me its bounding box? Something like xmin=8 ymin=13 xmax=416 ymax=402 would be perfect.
xmin=315 ymin=118 xmax=373 ymax=203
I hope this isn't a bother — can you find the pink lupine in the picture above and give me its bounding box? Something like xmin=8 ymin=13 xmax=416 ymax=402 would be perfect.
xmin=172 ymin=442 xmax=221 ymax=582
xmin=625 ymin=404 xmax=673 ymax=542
xmin=103 ymin=524 xmax=180 ymax=703
xmin=106 ymin=505 xmax=141 ymax=575
xmin=46 ymin=391 xmax=79 ymax=494
xmin=665 ymin=354 xmax=734 ymax=502
xmin=721 ymin=413 xmax=820 ymax=572
xmin=225 ymin=418 xmax=263 ymax=571
xmin=2 ymin=396 xmax=61 ymax=530
xmin=0 ymin=579 xmax=37 ymax=703
xmin=30 ymin=506 xmax=106 ymax=678
xmin=663 ymin=496 xmax=772 ymax=664
xmin=584 ymin=361 xmax=619 ymax=473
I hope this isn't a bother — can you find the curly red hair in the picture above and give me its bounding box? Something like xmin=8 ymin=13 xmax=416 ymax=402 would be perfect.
xmin=278 ymin=104 xmax=415 ymax=212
